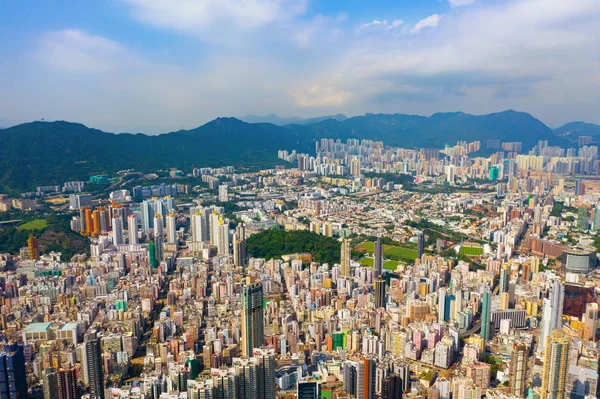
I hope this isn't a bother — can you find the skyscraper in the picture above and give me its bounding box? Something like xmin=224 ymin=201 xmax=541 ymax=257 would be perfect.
xmin=0 ymin=343 xmax=28 ymax=399
xmin=363 ymin=355 xmax=377 ymax=399
xmin=85 ymin=339 xmax=105 ymax=399
xmin=43 ymin=369 xmax=59 ymax=399
xmin=166 ymin=213 xmax=177 ymax=244
xmin=216 ymin=218 xmax=230 ymax=256
xmin=209 ymin=212 xmax=221 ymax=246
xmin=584 ymin=303 xmax=598 ymax=341
xmin=341 ymin=239 xmax=351 ymax=278
xmin=541 ymin=330 xmax=570 ymax=399
xmin=140 ymin=200 xmax=154 ymax=232
xmin=57 ymin=367 xmax=79 ymax=399
xmin=233 ymin=224 xmax=247 ymax=268
xmin=218 ymin=184 xmax=229 ymax=202
xmin=575 ymin=179 xmax=585 ymax=196
xmin=509 ymin=343 xmax=528 ymax=397
xmin=112 ymin=216 xmax=124 ymax=246
xmin=499 ymin=265 xmax=509 ymax=294
xmin=382 ymin=374 xmax=403 ymax=399
xmin=242 ymin=282 xmax=264 ymax=357
xmin=127 ymin=214 xmax=138 ymax=245
xmin=480 ymin=288 xmax=492 ymax=341
xmin=374 ymin=238 xmax=383 ymax=277
xmin=253 ymin=347 xmax=275 ymax=399
xmin=350 ymin=157 xmax=361 ymax=177
xmin=191 ymin=211 xmax=208 ymax=242
xmin=417 ymin=231 xmax=425 ymax=259
xmin=154 ymin=214 xmax=164 ymax=261
xmin=27 ymin=232 xmax=39 ymax=260
xmin=540 ymin=280 xmax=565 ymax=351
xmin=374 ymin=279 xmax=386 ymax=309
xmin=438 ymin=288 xmax=447 ymax=323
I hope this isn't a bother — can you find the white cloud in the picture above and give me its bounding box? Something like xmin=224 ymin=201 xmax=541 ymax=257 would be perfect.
xmin=123 ymin=0 xmax=308 ymax=36
xmin=410 ymin=14 xmax=442 ymax=34
xmin=291 ymin=0 xmax=600 ymax=125
xmin=35 ymin=30 xmax=132 ymax=73
xmin=4 ymin=0 xmax=600 ymax=131
xmin=447 ymin=0 xmax=475 ymax=7
xmin=359 ymin=19 xmax=403 ymax=32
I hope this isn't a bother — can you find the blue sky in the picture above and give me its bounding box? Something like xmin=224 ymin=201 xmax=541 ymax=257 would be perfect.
xmin=1 ymin=0 xmax=599 ymax=133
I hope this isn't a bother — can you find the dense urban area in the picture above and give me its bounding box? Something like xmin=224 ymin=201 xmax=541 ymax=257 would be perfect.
xmin=1 ymin=135 xmax=600 ymax=399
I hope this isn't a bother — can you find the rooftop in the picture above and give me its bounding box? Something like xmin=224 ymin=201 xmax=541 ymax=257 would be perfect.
xmin=24 ymin=322 xmax=52 ymax=333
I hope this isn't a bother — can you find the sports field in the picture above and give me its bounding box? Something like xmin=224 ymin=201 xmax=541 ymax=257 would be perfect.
xmin=357 ymin=241 xmax=418 ymax=261
xmin=358 ymin=257 xmax=401 ymax=270
xmin=19 ymin=219 xmax=48 ymax=230
xmin=460 ymin=245 xmax=483 ymax=256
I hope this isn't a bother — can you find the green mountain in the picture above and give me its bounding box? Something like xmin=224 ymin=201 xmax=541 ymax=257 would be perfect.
xmin=241 ymin=113 xmax=348 ymax=126
xmin=554 ymin=122 xmax=600 ymax=143
xmin=286 ymin=110 xmax=561 ymax=150
xmin=0 ymin=118 xmax=303 ymax=192
xmin=0 ymin=110 xmax=576 ymax=192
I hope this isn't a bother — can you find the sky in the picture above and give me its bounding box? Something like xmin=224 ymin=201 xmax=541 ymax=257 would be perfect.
xmin=0 ymin=0 xmax=599 ymax=133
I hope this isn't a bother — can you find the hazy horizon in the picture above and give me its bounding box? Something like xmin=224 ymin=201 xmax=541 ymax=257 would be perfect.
xmin=1 ymin=0 xmax=599 ymax=133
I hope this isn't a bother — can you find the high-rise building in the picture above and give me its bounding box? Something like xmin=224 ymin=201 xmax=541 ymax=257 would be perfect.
xmin=27 ymin=232 xmax=39 ymax=260
xmin=438 ymin=288 xmax=447 ymax=323
xmin=191 ymin=210 xmax=208 ymax=242
xmin=374 ymin=238 xmax=383 ymax=277
xmin=233 ymin=224 xmax=247 ymax=268
xmin=43 ymin=369 xmax=59 ymax=399
xmin=509 ymin=342 xmax=528 ymax=397
xmin=140 ymin=200 xmax=154 ymax=232
xmin=209 ymin=212 xmax=221 ymax=246
xmin=85 ymin=339 xmax=105 ymax=399
xmin=499 ymin=265 xmax=509 ymax=293
xmin=584 ymin=303 xmax=598 ymax=341
xmin=297 ymin=381 xmax=321 ymax=399
xmin=232 ymin=357 xmax=258 ymax=399
xmin=0 ymin=343 xmax=27 ymax=399
xmin=417 ymin=231 xmax=425 ymax=259
xmin=127 ymin=214 xmax=138 ymax=245
xmin=166 ymin=213 xmax=177 ymax=244
xmin=374 ymin=279 xmax=386 ymax=309
xmin=112 ymin=216 xmax=124 ymax=246
xmin=154 ymin=214 xmax=164 ymax=261
xmin=341 ymin=239 xmax=351 ymax=278
xmin=541 ymin=330 xmax=570 ymax=399
xmin=350 ymin=157 xmax=361 ymax=177
xmin=253 ymin=347 xmax=275 ymax=399
xmin=575 ymin=179 xmax=585 ymax=196
xmin=57 ymin=367 xmax=78 ymax=399
xmin=382 ymin=374 xmax=402 ymax=399
xmin=480 ymin=288 xmax=492 ymax=341
xmin=363 ymin=355 xmax=377 ymax=399
xmin=217 ymin=219 xmax=230 ymax=256
xmin=446 ymin=165 xmax=456 ymax=184
xmin=540 ymin=281 xmax=565 ymax=351
xmin=218 ymin=185 xmax=229 ymax=202
xmin=242 ymin=282 xmax=264 ymax=357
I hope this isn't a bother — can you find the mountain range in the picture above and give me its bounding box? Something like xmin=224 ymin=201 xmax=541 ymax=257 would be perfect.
xmin=240 ymin=113 xmax=348 ymax=125
xmin=0 ymin=110 xmax=598 ymax=193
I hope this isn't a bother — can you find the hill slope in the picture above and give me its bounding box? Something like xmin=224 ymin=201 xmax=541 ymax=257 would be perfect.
xmin=286 ymin=110 xmax=561 ymax=150
xmin=0 ymin=119 xmax=302 ymax=192
xmin=554 ymin=122 xmax=600 ymax=144
xmin=0 ymin=110 xmax=573 ymax=192
xmin=241 ymin=113 xmax=348 ymax=126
